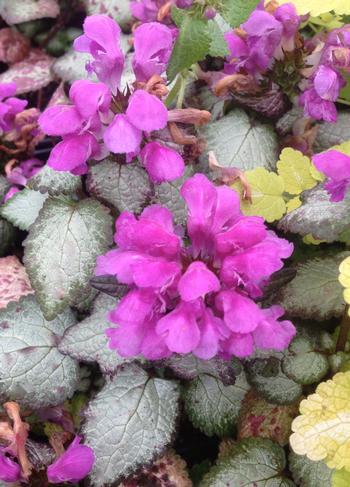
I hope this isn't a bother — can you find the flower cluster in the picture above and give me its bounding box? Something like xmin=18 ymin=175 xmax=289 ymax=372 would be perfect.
xmin=300 ymin=26 xmax=350 ymax=122
xmin=312 ymin=147 xmax=350 ymax=201
xmin=96 ymin=174 xmax=295 ymax=360
xmin=224 ymin=3 xmax=300 ymax=79
xmin=38 ymin=15 xmax=195 ymax=184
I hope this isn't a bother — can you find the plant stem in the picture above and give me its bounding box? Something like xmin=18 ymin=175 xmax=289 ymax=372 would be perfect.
xmin=336 ymin=305 xmax=350 ymax=352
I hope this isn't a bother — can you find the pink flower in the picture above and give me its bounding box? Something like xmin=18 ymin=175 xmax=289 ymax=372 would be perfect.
xmin=47 ymin=436 xmax=95 ymax=484
xmin=96 ymin=174 xmax=295 ymax=360
xmin=74 ymin=15 xmax=125 ymax=92
xmin=132 ymin=22 xmax=174 ymax=81
xmin=140 ymin=141 xmax=185 ymax=183
xmin=0 ymin=82 xmax=27 ymax=135
xmin=299 ymin=88 xmax=338 ymax=123
xmin=0 ymin=453 xmax=21 ymax=483
xmin=312 ymin=149 xmax=350 ymax=201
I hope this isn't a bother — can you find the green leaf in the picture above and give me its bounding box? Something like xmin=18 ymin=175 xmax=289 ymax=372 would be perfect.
xmin=199 ymin=109 xmax=279 ymax=173
xmin=183 ymin=371 xmax=250 ymax=437
xmin=87 ymin=160 xmax=151 ymax=214
xmin=220 ymin=0 xmax=260 ymax=27
xmin=1 ymin=189 xmax=48 ymax=231
xmin=199 ymin=438 xmax=295 ymax=486
xmin=167 ymin=15 xmax=211 ymax=81
xmin=23 ymin=198 xmax=113 ymax=320
xmin=289 ymin=451 xmax=333 ymax=487
xmin=246 ymin=352 xmax=302 ymax=405
xmin=333 ymin=469 xmax=350 ymax=487
xmin=207 ymin=20 xmax=229 ymax=57
xmin=275 ymin=253 xmax=349 ymax=321
xmin=0 ymin=296 xmax=79 ymax=409
xmin=58 ymin=294 xmax=134 ymax=374
xmin=27 ymin=164 xmax=82 ymax=196
xmin=83 ymin=364 xmax=180 ymax=485
xmin=282 ymin=335 xmax=330 ymax=385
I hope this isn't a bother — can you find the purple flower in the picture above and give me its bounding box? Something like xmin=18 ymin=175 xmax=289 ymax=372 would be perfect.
xmin=140 ymin=141 xmax=185 ymax=182
xmin=74 ymin=15 xmax=125 ymax=92
xmin=0 ymin=452 xmax=21 ymax=483
xmin=313 ymin=65 xmax=344 ymax=101
xmin=132 ymin=22 xmax=174 ymax=82
xmin=47 ymin=436 xmax=94 ymax=484
xmin=0 ymin=82 xmax=27 ymax=135
xmin=6 ymin=158 xmax=43 ymax=187
xmin=96 ymin=174 xmax=295 ymax=360
xmin=39 ymin=80 xmax=110 ymax=174
xmin=312 ymin=149 xmax=350 ymax=201
xmin=299 ymin=88 xmax=338 ymax=123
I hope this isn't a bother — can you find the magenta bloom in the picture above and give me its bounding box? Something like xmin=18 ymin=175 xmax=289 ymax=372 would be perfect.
xmin=6 ymin=158 xmax=43 ymax=187
xmin=96 ymin=174 xmax=295 ymax=360
xmin=0 ymin=82 xmax=27 ymax=135
xmin=131 ymin=0 xmax=170 ymax=23
xmin=132 ymin=22 xmax=174 ymax=81
xmin=140 ymin=141 xmax=184 ymax=183
xmin=0 ymin=453 xmax=21 ymax=483
xmin=312 ymin=149 xmax=350 ymax=201
xmin=299 ymin=88 xmax=338 ymax=123
xmin=47 ymin=436 xmax=94 ymax=484
xmin=39 ymin=80 xmax=110 ymax=174
xmin=74 ymin=15 xmax=125 ymax=92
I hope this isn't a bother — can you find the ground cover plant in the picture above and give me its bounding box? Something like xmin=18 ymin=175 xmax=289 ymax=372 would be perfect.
xmin=2 ymin=0 xmax=350 ymax=485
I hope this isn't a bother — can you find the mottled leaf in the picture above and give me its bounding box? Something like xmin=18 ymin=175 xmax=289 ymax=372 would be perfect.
xmin=0 ymin=0 xmax=59 ymax=25
xmin=238 ymin=390 xmax=299 ymax=446
xmin=314 ymin=111 xmax=350 ymax=152
xmin=1 ymin=189 xmax=48 ymax=231
xmin=275 ymin=253 xmax=348 ymax=321
xmin=81 ymin=0 xmax=132 ymax=31
xmin=289 ymin=451 xmax=333 ymax=487
xmin=246 ymin=353 xmax=302 ymax=405
xmin=83 ymin=364 xmax=180 ymax=486
xmin=165 ymin=354 xmax=241 ymax=386
xmin=183 ymin=371 xmax=250 ymax=437
xmin=0 ymin=49 xmax=53 ymax=95
xmin=52 ymin=49 xmax=97 ymax=83
xmin=199 ymin=109 xmax=279 ymax=173
xmin=276 ymin=107 xmax=304 ymax=135
xmin=27 ymin=165 xmax=82 ymax=196
xmin=59 ymin=293 xmax=134 ymax=374
xmin=23 ymin=198 xmax=113 ymax=320
xmin=278 ymin=185 xmax=350 ymax=243
xmin=282 ymin=335 xmax=330 ymax=385
xmin=87 ymin=160 xmax=151 ymax=214
xmin=0 ymin=256 xmax=33 ymax=310
xmin=200 ymin=438 xmax=295 ymax=487
xmin=154 ymin=167 xmax=193 ymax=225
xmin=0 ymin=296 xmax=79 ymax=409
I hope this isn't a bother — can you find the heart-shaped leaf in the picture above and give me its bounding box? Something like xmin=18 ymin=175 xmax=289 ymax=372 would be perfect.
xmin=27 ymin=165 xmax=82 ymax=196
xmin=0 ymin=296 xmax=79 ymax=409
xmin=289 ymin=451 xmax=333 ymax=487
xmin=23 ymin=197 xmax=113 ymax=320
xmin=83 ymin=364 xmax=180 ymax=486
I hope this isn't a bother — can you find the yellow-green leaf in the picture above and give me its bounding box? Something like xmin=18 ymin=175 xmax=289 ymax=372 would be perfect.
xmin=232 ymin=167 xmax=286 ymax=223
xmin=276 ymin=148 xmax=319 ymax=195
xmin=286 ymin=196 xmax=302 ymax=213
xmin=333 ymin=469 xmax=350 ymax=487
xmin=290 ymin=371 xmax=350 ymax=471
xmin=276 ymin=0 xmax=350 ymax=16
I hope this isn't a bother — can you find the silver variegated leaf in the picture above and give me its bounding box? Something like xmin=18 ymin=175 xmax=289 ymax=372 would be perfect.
xmin=1 ymin=189 xmax=48 ymax=231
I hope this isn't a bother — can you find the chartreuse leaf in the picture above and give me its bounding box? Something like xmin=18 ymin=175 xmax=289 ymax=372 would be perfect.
xmin=0 ymin=189 xmax=48 ymax=231
xmin=23 ymin=197 xmax=113 ymax=320
xmin=289 ymin=451 xmax=334 ymax=487
xmin=290 ymin=371 xmax=350 ymax=471
xmin=277 ymin=0 xmax=350 ymax=16
xmin=220 ymin=0 xmax=260 ymax=27
xmin=276 ymin=253 xmax=348 ymax=321
xmin=0 ymin=296 xmax=79 ymax=409
xmin=276 ymin=148 xmax=323 ymax=194
xmin=339 ymin=256 xmax=350 ymax=305
xmin=199 ymin=438 xmax=295 ymax=487
xmin=183 ymin=370 xmax=250 ymax=437
xmin=333 ymin=469 xmax=350 ymax=487
xmin=167 ymin=14 xmax=211 ymax=81
xmin=232 ymin=167 xmax=286 ymax=223
xmin=83 ymin=364 xmax=180 ymax=485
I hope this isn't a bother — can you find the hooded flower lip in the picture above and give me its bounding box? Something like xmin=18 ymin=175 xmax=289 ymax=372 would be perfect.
xmin=312 ymin=149 xmax=350 ymax=201
xmin=47 ymin=436 xmax=95 ymax=484
xmin=74 ymin=14 xmax=125 ymax=92
xmin=97 ymin=174 xmax=295 ymax=360
xmin=0 ymin=453 xmax=21 ymax=483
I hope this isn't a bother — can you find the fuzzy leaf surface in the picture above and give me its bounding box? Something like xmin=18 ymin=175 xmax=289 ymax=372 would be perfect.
xmin=27 ymin=165 xmax=82 ymax=196
xmin=221 ymin=0 xmax=260 ymax=27
xmin=23 ymin=198 xmax=113 ymax=320
xmin=1 ymin=189 xmax=48 ymax=231
xmin=0 ymin=296 xmax=79 ymax=409
xmin=288 ymin=451 xmax=333 ymax=487
xmin=0 ymin=0 xmax=59 ymax=24
xmin=83 ymin=364 xmax=180 ymax=486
